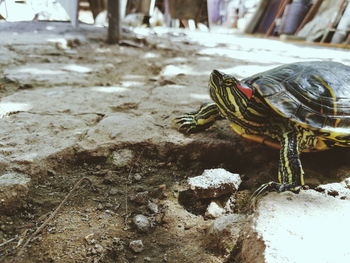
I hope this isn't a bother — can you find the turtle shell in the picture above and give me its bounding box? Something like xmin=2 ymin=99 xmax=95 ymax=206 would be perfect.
xmin=244 ymin=61 xmax=350 ymax=133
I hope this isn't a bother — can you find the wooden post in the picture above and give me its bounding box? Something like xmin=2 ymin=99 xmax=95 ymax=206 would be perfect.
xmin=265 ymin=0 xmax=291 ymax=37
xmin=107 ymin=0 xmax=121 ymax=44
xmin=244 ymin=0 xmax=270 ymax=34
xmin=296 ymin=0 xmax=323 ymax=34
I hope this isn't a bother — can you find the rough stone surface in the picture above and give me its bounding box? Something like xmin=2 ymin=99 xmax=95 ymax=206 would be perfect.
xmin=206 ymin=214 xmax=246 ymax=254
xmin=247 ymin=189 xmax=350 ymax=263
xmin=4 ymin=63 xmax=97 ymax=85
xmin=188 ymin=168 xmax=241 ymax=198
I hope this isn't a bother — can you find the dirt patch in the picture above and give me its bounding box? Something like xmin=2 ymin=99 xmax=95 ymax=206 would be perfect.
xmin=1 ymin=142 xmax=349 ymax=263
xmin=0 ymin=146 xmax=250 ymax=263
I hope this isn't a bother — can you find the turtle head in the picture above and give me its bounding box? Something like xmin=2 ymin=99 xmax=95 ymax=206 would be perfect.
xmin=209 ymin=70 xmax=253 ymax=120
xmin=210 ymin=70 xmax=253 ymax=100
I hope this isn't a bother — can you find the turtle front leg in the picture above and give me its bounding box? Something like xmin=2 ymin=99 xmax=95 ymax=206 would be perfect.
xmin=174 ymin=102 xmax=223 ymax=133
xmin=252 ymin=131 xmax=304 ymax=198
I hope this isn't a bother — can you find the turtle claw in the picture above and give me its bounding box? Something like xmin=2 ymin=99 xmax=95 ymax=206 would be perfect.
xmin=173 ymin=114 xmax=198 ymax=133
xmin=174 ymin=103 xmax=222 ymax=134
xmin=174 ymin=113 xmax=214 ymax=133
xmin=250 ymin=181 xmax=302 ymax=201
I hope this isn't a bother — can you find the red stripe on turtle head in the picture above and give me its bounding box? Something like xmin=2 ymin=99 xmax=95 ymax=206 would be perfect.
xmin=237 ymin=83 xmax=253 ymax=99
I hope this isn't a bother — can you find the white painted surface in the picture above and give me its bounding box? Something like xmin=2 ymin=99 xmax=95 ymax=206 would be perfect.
xmin=256 ymin=190 xmax=350 ymax=263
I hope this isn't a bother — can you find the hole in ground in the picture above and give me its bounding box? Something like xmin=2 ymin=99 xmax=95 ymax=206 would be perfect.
xmin=1 ymin=140 xmax=349 ymax=262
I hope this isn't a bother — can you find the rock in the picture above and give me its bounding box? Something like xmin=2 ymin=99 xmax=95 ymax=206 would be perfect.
xmin=88 ymin=243 xmax=104 ymax=255
xmin=0 ymin=172 xmax=31 ymax=213
xmin=130 ymin=191 xmax=149 ymax=205
xmin=147 ymin=201 xmax=159 ymax=214
xmin=237 ymin=190 xmax=350 ymax=263
xmin=94 ymin=244 xmax=104 ymax=254
xmin=205 ymin=201 xmax=225 ymax=219
xmin=224 ymin=195 xmax=236 ymax=213
xmin=47 ymin=169 xmax=57 ymax=176
xmin=206 ymin=214 xmax=246 ymax=254
xmin=82 ymin=113 xmax=158 ymax=148
xmin=129 ymin=240 xmax=144 ymax=253
xmin=84 ymin=233 xmax=95 ymax=244
xmin=133 ymin=214 xmax=151 ymax=232
xmin=111 ymin=149 xmax=134 ymax=168
xmin=188 ymin=168 xmax=241 ymax=199
xmin=134 ymin=173 xmax=142 ymax=181
xmin=113 ymin=237 xmax=125 ymax=251
xmin=97 ymin=203 xmax=104 ymax=210
xmin=109 ymin=187 xmax=121 ymax=195
xmin=161 ymin=200 xmax=203 ymax=229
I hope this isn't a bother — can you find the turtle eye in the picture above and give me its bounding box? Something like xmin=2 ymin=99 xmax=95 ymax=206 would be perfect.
xmin=224 ymin=79 xmax=234 ymax=86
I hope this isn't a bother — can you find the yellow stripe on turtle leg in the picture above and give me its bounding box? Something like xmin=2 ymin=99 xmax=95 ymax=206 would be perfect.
xmin=279 ymin=131 xmax=304 ymax=187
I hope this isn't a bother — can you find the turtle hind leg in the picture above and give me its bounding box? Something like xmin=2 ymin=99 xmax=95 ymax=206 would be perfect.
xmin=174 ymin=102 xmax=223 ymax=133
xmin=251 ymin=130 xmax=305 ymax=200
xmin=278 ymin=130 xmax=305 ymax=187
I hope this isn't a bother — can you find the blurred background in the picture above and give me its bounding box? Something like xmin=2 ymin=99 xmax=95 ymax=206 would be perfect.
xmin=1 ymin=0 xmax=350 ymax=46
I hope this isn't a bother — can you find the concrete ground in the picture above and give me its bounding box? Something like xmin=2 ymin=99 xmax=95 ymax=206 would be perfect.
xmin=1 ymin=21 xmax=350 ymax=263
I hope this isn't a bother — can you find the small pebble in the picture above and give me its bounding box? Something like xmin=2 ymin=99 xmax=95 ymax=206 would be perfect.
xmin=94 ymin=244 xmax=104 ymax=253
xmin=129 ymin=240 xmax=144 ymax=253
xmin=113 ymin=237 xmax=121 ymax=244
xmin=84 ymin=233 xmax=95 ymax=244
xmin=134 ymin=173 xmax=142 ymax=181
xmin=90 ymin=247 xmax=97 ymax=255
xmin=205 ymin=201 xmax=225 ymax=219
xmin=133 ymin=214 xmax=151 ymax=232
xmin=109 ymin=187 xmax=120 ymax=195
xmin=113 ymin=237 xmax=125 ymax=251
xmin=47 ymin=169 xmax=56 ymax=176
xmin=147 ymin=201 xmax=159 ymax=214
xmin=130 ymin=191 xmax=149 ymax=205
xmin=159 ymin=184 xmax=166 ymax=191
xmin=104 ymin=203 xmax=114 ymax=208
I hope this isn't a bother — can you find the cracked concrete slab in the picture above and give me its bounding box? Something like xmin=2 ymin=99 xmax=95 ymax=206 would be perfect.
xmin=0 ymin=85 xmax=148 ymax=114
xmin=4 ymin=63 xmax=100 ymax=85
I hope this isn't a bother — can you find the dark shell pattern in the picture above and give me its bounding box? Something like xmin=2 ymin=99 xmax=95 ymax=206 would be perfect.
xmin=244 ymin=61 xmax=350 ymax=133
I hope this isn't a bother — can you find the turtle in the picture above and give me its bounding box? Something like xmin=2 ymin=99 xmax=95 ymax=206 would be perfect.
xmin=175 ymin=61 xmax=350 ymax=196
